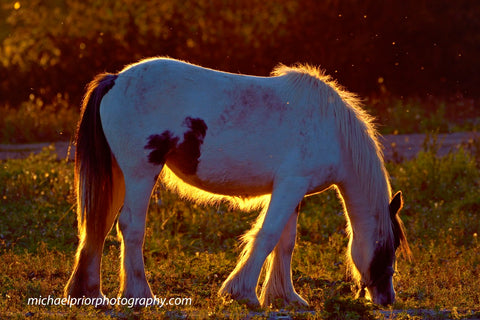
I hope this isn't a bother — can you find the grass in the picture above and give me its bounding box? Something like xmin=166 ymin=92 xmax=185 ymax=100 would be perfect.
xmin=0 ymin=141 xmax=479 ymax=319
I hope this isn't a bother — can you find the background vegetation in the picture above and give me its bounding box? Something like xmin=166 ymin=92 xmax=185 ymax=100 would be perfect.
xmin=1 ymin=0 xmax=479 ymax=142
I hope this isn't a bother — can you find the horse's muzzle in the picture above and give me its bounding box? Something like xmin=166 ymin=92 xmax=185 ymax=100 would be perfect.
xmin=370 ymin=286 xmax=395 ymax=306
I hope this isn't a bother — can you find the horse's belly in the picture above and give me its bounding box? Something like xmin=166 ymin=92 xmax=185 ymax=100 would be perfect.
xmin=165 ymin=151 xmax=275 ymax=197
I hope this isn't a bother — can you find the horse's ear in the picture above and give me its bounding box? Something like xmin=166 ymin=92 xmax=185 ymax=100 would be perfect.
xmin=389 ymin=191 xmax=403 ymax=218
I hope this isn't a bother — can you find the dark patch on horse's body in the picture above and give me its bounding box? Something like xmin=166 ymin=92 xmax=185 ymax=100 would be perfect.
xmin=145 ymin=131 xmax=179 ymax=165
xmin=144 ymin=117 xmax=208 ymax=175
xmin=184 ymin=117 xmax=208 ymax=138
xmin=169 ymin=117 xmax=208 ymax=175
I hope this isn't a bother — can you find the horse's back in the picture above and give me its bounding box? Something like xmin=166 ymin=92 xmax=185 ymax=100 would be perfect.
xmin=99 ymin=58 xmax=342 ymax=198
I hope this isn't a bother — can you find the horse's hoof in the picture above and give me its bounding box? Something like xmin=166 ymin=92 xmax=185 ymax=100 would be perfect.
xmin=261 ymin=292 xmax=309 ymax=309
xmin=239 ymin=297 xmax=261 ymax=309
xmin=118 ymin=286 xmax=155 ymax=308
xmin=220 ymin=292 xmax=260 ymax=309
xmin=289 ymin=293 xmax=309 ymax=307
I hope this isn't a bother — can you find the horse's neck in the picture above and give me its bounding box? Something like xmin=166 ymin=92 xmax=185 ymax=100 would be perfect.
xmin=339 ymin=183 xmax=375 ymax=232
xmin=337 ymin=160 xmax=390 ymax=241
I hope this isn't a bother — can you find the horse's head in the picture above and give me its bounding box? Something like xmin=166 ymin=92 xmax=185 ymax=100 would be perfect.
xmin=356 ymin=191 xmax=410 ymax=305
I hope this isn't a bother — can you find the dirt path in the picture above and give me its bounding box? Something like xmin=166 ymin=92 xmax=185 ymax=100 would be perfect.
xmin=381 ymin=132 xmax=478 ymax=162
xmin=0 ymin=132 xmax=477 ymax=161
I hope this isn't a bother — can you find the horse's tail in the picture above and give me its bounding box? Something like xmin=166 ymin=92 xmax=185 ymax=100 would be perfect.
xmin=75 ymin=73 xmax=118 ymax=244
xmin=65 ymin=73 xmax=121 ymax=298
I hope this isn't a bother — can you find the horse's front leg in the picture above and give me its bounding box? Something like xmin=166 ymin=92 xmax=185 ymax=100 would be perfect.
xmin=259 ymin=208 xmax=308 ymax=307
xmin=117 ymin=175 xmax=157 ymax=300
xmin=218 ymin=177 xmax=309 ymax=307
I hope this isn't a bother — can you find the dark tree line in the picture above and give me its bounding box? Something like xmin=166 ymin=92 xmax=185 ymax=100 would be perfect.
xmin=1 ymin=0 xmax=478 ymax=111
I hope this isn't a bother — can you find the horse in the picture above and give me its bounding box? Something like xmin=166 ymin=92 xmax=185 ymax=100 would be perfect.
xmin=64 ymin=57 xmax=410 ymax=307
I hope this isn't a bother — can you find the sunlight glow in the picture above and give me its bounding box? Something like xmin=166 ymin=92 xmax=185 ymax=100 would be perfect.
xmin=14 ymin=2 xmax=21 ymax=10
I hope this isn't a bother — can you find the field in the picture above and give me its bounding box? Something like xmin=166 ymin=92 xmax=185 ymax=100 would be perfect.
xmin=0 ymin=137 xmax=479 ymax=319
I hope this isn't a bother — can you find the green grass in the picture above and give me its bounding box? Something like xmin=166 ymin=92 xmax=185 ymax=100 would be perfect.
xmin=0 ymin=144 xmax=479 ymax=319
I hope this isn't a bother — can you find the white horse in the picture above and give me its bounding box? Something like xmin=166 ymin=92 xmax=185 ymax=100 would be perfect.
xmin=65 ymin=57 xmax=410 ymax=307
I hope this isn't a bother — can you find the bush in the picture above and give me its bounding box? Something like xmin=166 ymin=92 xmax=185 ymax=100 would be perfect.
xmin=0 ymin=94 xmax=77 ymax=143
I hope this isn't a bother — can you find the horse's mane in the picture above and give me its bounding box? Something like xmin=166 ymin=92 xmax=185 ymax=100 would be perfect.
xmin=271 ymin=63 xmax=393 ymax=238
xmin=271 ymin=64 xmax=400 ymax=285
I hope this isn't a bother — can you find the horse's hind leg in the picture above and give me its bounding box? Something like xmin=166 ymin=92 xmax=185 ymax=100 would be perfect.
xmin=117 ymin=168 xmax=159 ymax=299
xmin=218 ymin=177 xmax=309 ymax=307
xmin=65 ymin=159 xmax=125 ymax=299
xmin=259 ymin=208 xmax=308 ymax=307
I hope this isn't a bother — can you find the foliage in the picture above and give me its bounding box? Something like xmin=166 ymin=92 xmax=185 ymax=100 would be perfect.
xmin=1 ymin=0 xmax=479 ymax=113
xmin=0 ymin=143 xmax=479 ymax=317
xmin=368 ymin=99 xmax=450 ymax=135
xmin=366 ymin=96 xmax=479 ymax=135
xmin=0 ymin=94 xmax=77 ymax=143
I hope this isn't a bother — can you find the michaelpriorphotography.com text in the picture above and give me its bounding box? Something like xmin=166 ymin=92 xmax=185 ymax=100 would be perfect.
xmin=27 ymin=295 xmax=192 ymax=309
